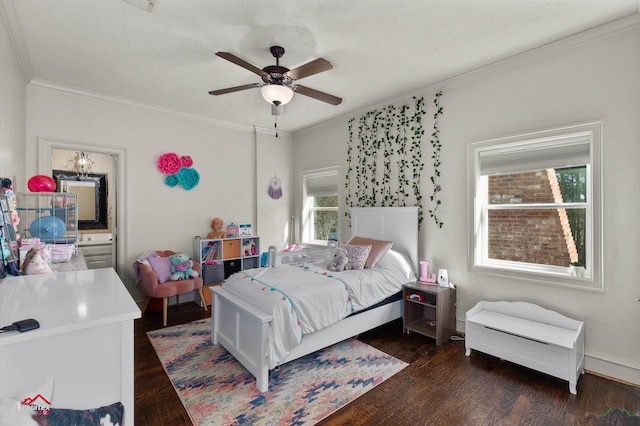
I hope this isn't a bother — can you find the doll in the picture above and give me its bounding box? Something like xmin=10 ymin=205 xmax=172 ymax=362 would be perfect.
xmin=206 ymin=217 xmax=226 ymax=239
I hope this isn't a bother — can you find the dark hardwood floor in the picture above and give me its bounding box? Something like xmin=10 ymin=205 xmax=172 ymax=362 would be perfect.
xmin=135 ymin=303 xmax=640 ymax=425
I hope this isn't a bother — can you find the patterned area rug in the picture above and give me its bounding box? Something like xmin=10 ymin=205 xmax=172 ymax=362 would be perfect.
xmin=148 ymin=319 xmax=408 ymax=425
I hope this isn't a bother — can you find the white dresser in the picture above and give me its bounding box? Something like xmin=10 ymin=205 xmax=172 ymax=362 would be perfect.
xmin=0 ymin=269 xmax=140 ymax=425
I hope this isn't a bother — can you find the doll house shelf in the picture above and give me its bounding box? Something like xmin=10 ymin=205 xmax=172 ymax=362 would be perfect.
xmin=193 ymin=236 xmax=260 ymax=305
xmin=16 ymin=192 xmax=78 ymax=262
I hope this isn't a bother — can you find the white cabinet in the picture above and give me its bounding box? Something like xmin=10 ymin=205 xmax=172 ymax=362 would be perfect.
xmin=78 ymin=240 xmax=113 ymax=269
xmin=0 ymin=269 xmax=140 ymax=424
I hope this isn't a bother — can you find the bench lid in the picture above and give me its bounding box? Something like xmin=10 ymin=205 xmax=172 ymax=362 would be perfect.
xmin=468 ymin=310 xmax=580 ymax=349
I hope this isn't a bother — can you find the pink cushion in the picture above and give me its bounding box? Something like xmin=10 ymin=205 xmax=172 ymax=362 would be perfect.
xmin=340 ymin=243 xmax=372 ymax=270
xmin=347 ymin=236 xmax=394 ymax=269
xmin=151 ymin=278 xmax=200 ymax=298
xmin=148 ymin=256 xmax=172 ymax=283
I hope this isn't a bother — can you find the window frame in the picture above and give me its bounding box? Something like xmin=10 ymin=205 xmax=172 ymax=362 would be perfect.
xmin=301 ymin=167 xmax=340 ymax=245
xmin=468 ymin=122 xmax=604 ymax=291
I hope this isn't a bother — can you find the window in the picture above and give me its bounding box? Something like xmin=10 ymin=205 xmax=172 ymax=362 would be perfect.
xmin=468 ymin=122 xmax=603 ymax=290
xmin=302 ymin=167 xmax=339 ymax=244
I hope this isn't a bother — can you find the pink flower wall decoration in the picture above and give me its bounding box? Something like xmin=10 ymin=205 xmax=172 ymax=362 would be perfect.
xmin=158 ymin=152 xmax=200 ymax=190
xmin=157 ymin=152 xmax=181 ymax=174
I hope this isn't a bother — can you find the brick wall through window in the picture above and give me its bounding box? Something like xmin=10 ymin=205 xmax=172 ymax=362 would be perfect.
xmin=487 ymin=170 xmax=578 ymax=267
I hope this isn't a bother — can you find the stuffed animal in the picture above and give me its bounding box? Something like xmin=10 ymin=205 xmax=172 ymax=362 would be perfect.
xmin=22 ymin=248 xmax=53 ymax=275
xmin=327 ymin=247 xmax=351 ymax=272
xmin=243 ymin=239 xmax=256 ymax=256
xmin=169 ymin=252 xmax=199 ymax=280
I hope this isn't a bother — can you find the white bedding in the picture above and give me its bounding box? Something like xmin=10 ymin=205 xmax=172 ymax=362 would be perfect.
xmin=221 ymin=249 xmax=415 ymax=368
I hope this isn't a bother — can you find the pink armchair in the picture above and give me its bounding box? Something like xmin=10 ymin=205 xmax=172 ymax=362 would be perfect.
xmin=140 ymin=250 xmax=207 ymax=326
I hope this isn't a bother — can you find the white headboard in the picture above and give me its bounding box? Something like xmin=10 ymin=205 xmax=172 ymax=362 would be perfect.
xmin=350 ymin=207 xmax=419 ymax=274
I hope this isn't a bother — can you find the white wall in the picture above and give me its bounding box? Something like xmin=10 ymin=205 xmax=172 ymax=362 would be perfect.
xmin=294 ymin=21 xmax=640 ymax=384
xmin=26 ymin=85 xmax=293 ymax=300
xmin=256 ymin=130 xmax=294 ymax=251
xmin=0 ymin=9 xmax=26 ymax=185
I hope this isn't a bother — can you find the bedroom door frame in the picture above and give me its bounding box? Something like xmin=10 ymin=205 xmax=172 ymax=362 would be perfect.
xmin=38 ymin=137 xmax=127 ymax=276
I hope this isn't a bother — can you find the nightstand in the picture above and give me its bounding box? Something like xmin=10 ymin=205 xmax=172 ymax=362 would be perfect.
xmin=403 ymin=281 xmax=456 ymax=345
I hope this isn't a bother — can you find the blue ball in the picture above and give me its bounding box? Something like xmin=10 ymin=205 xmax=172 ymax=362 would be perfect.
xmin=29 ymin=216 xmax=67 ymax=242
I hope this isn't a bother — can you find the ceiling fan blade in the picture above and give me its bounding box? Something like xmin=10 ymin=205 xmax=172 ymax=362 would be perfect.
xmin=208 ymin=83 xmax=261 ymax=95
xmin=286 ymin=58 xmax=333 ymax=80
xmin=294 ymin=85 xmax=342 ymax=106
xmin=215 ymin=52 xmax=268 ymax=77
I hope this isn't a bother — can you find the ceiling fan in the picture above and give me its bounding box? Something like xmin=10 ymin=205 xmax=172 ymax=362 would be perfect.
xmin=209 ymin=46 xmax=342 ymax=113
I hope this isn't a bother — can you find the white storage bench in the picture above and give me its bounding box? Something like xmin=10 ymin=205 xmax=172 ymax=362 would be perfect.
xmin=465 ymin=301 xmax=585 ymax=394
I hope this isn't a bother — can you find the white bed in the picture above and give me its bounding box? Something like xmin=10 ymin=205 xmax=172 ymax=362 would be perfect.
xmin=211 ymin=207 xmax=418 ymax=392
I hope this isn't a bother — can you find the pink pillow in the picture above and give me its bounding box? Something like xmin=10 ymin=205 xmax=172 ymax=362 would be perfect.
xmin=340 ymin=243 xmax=372 ymax=270
xmin=148 ymin=255 xmax=173 ymax=283
xmin=347 ymin=236 xmax=394 ymax=269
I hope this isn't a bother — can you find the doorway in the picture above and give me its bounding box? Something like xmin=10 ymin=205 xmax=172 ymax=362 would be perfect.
xmin=39 ymin=138 xmax=126 ymax=275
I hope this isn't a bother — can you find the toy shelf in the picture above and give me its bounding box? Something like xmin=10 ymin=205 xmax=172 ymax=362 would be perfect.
xmin=193 ymin=236 xmax=260 ymax=306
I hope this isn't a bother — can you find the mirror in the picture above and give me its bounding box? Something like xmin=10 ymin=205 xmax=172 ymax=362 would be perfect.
xmin=52 ymin=170 xmax=108 ymax=230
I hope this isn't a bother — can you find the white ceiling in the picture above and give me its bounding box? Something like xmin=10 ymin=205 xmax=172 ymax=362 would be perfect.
xmin=4 ymin=0 xmax=639 ymax=133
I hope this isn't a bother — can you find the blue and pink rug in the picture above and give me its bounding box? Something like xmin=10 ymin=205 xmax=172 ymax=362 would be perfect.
xmin=148 ymin=319 xmax=407 ymax=425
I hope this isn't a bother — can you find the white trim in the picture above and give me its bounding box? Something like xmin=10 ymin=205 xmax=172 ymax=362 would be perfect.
xmin=584 ymin=351 xmax=640 ymax=386
xmin=29 ymin=79 xmax=292 ymax=138
xmin=468 ymin=122 xmax=604 ymax=291
xmin=440 ymin=14 xmax=640 ymax=91
xmin=39 ymin=137 xmax=127 ymax=280
xmin=297 ymin=14 xmax=640 ymax=138
xmin=300 ymin=166 xmax=341 ymax=244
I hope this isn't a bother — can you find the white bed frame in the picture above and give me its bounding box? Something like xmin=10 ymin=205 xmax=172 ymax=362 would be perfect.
xmin=212 ymin=207 xmax=418 ymax=392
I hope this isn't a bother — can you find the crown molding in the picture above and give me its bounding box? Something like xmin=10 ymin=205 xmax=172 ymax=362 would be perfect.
xmin=439 ymin=13 xmax=640 ymax=91
xmin=29 ymin=78 xmax=291 ymax=137
xmin=297 ymin=13 xmax=640 ymax=137
xmin=0 ymin=0 xmax=34 ymax=83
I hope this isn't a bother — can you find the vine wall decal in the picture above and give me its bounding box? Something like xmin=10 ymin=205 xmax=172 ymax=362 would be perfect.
xmin=429 ymin=91 xmax=444 ymax=228
xmin=345 ymin=92 xmax=444 ymax=229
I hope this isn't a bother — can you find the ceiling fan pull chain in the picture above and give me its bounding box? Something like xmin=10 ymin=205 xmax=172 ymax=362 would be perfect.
xmin=274 ymin=116 xmax=278 ymax=138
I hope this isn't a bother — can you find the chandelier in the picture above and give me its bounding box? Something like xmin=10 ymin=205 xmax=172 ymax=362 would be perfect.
xmin=68 ymin=151 xmax=94 ymax=180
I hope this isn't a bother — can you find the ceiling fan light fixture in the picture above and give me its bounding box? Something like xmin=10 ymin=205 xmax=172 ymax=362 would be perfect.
xmin=261 ymin=84 xmax=294 ymax=106
xmin=271 ymin=103 xmax=284 ymax=116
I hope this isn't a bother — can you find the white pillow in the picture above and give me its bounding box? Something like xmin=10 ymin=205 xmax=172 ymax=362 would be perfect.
xmin=377 ymin=249 xmax=416 ymax=282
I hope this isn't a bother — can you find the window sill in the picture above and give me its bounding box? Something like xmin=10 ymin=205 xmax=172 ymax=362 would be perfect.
xmin=472 ymin=263 xmax=603 ymax=292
